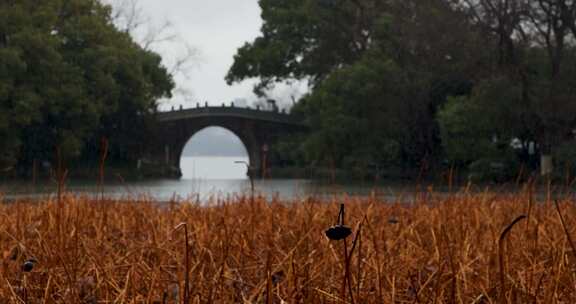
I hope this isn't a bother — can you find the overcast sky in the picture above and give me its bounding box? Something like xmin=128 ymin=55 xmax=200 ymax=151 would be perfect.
xmin=113 ymin=0 xmax=309 ymax=111
xmin=181 ymin=126 xmax=248 ymax=156
xmin=122 ymin=0 xmax=262 ymax=109
xmin=108 ymin=1 xmax=307 ymax=159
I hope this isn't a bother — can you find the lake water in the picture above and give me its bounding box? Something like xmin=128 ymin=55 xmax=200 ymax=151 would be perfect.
xmin=0 ymin=157 xmax=429 ymax=202
xmin=0 ymin=157 xmax=554 ymax=202
xmin=180 ymin=156 xmax=250 ymax=180
xmin=0 ymin=177 xmax=419 ymax=202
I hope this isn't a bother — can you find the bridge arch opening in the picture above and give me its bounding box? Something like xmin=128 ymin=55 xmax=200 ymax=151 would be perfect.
xmin=179 ymin=126 xmax=250 ymax=180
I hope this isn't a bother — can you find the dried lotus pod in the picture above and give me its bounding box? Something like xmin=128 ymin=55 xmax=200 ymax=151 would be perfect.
xmin=325 ymin=224 xmax=352 ymax=241
xmin=21 ymin=259 xmax=36 ymax=272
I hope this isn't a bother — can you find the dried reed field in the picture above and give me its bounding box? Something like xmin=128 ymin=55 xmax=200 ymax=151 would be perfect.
xmin=0 ymin=191 xmax=575 ymax=303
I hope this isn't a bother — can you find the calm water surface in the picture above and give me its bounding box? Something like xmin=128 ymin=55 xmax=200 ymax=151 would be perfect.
xmin=0 ymin=157 xmax=550 ymax=202
xmin=181 ymin=156 xmax=250 ymax=180
xmin=0 ymin=157 xmax=427 ymax=201
xmin=1 ymin=178 xmax=426 ymax=202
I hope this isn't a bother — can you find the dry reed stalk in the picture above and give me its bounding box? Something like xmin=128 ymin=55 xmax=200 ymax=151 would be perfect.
xmin=98 ymin=137 xmax=109 ymax=201
xmin=32 ymin=159 xmax=37 ymax=186
xmin=54 ymin=146 xmax=68 ymax=206
xmin=365 ymin=218 xmax=383 ymax=302
xmin=174 ymin=223 xmax=191 ymax=304
xmin=440 ymin=225 xmax=457 ymax=304
xmin=329 ymin=203 xmax=355 ymax=304
xmin=515 ymin=164 xmax=525 ymax=185
xmin=355 ymin=221 xmax=362 ymax=301
xmin=498 ymin=215 xmax=527 ymax=303
xmin=265 ymin=252 xmax=273 ymax=304
xmin=553 ymin=200 xmax=576 ymax=263
xmin=3 ymin=194 xmax=576 ymax=302
xmin=525 ymin=180 xmax=534 ymax=232
xmin=42 ymin=274 xmax=52 ymax=303
xmin=448 ymin=165 xmax=454 ymax=193
xmin=343 ymin=220 xmax=365 ymax=304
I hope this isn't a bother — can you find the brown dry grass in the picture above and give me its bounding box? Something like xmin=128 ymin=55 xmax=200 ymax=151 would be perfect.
xmin=0 ymin=190 xmax=575 ymax=303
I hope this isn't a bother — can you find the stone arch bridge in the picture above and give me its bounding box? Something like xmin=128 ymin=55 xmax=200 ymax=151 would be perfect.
xmin=149 ymin=104 xmax=306 ymax=178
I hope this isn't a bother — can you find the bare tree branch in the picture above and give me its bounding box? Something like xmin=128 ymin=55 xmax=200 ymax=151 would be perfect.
xmin=106 ymin=0 xmax=200 ymax=103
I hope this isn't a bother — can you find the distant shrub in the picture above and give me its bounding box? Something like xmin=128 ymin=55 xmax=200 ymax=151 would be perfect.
xmin=468 ymin=155 xmax=520 ymax=182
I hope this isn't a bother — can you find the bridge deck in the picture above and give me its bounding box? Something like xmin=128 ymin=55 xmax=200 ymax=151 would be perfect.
xmin=156 ymin=106 xmax=304 ymax=125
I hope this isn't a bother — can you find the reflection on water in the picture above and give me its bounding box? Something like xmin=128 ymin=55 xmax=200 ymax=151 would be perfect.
xmin=0 ymin=179 xmax=340 ymax=201
xmin=181 ymin=156 xmax=249 ymax=180
xmin=0 ymin=178 xmax=562 ymax=203
xmin=0 ymin=157 xmax=560 ymax=202
xmin=0 ymin=177 xmax=433 ymax=202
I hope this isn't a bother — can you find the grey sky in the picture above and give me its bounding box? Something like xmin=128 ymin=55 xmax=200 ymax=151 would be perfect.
xmin=182 ymin=127 xmax=248 ymax=157
xmin=108 ymin=0 xmax=308 ymax=157
xmin=135 ymin=0 xmax=262 ymax=108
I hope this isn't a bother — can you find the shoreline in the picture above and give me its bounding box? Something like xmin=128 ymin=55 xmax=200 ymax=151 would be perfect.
xmin=1 ymin=179 xmax=573 ymax=205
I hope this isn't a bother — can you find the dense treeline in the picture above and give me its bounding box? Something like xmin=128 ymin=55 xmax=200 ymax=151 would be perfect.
xmin=0 ymin=0 xmax=173 ymax=176
xmin=228 ymin=0 xmax=576 ymax=181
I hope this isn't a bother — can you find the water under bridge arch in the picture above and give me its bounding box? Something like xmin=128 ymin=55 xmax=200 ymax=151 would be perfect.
xmin=148 ymin=104 xmax=306 ymax=178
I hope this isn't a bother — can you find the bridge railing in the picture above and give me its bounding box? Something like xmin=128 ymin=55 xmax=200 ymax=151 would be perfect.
xmin=165 ymin=101 xmax=289 ymax=115
xmin=157 ymin=102 xmax=304 ymax=125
